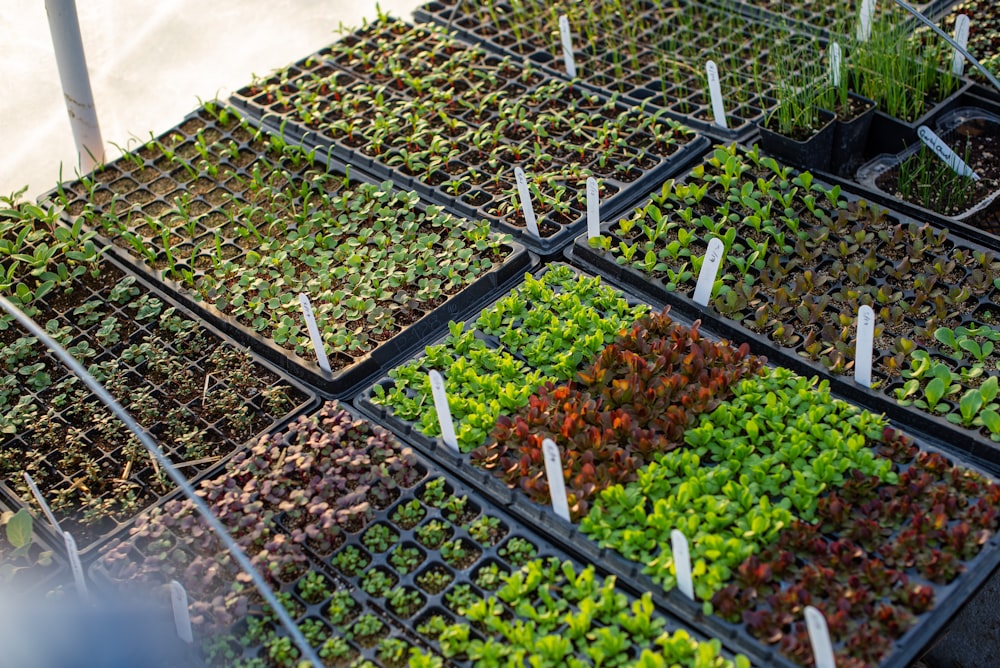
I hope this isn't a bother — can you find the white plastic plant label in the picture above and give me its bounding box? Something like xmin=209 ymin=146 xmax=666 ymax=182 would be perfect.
xmin=170 ymin=580 xmax=194 ymax=643
xmin=918 ymin=126 xmax=981 ymax=181
xmin=298 ymin=294 xmax=331 ymax=373
xmin=857 ymin=0 xmax=876 ymax=42
xmin=559 ymin=15 xmax=577 ymax=78
xmin=514 ymin=167 xmax=541 ymax=239
xmin=829 ymin=42 xmax=842 ymax=88
xmin=855 ymin=305 xmax=875 ymax=388
xmin=541 ymin=438 xmax=571 ymax=521
xmin=64 ymin=531 xmax=89 ymax=600
xmin=586 ymin=177 xmax=600 ymax=239
xmin=202 ymin=373 xmax=211 ymax=401
xmin=952 ymin=15 xmax=971 ymax=76
xmin=429 ymin=370 xmax=460 ymax=453
xmin=670 ymin=529 xmax=695 ymax=600
xmin=805 ymin=606 xmax=837 ymax=668
xmin=706 ymin=61 xmax=728 ymax=129
xmin=693 ymin=237 xmax=725 ymax=306
xmin=23 ymin=472 xmax=60 ymax=533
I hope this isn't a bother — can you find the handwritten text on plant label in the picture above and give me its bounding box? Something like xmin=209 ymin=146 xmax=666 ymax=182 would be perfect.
xmin=694 ymin=237 xmax=725 ymax=306
xmin=298 ymin=294 xmax=332 ymax=373
xmin=429 ymin=370 xmax=460 ymax=452
xmin=586 ymin=177 xmax=600 ymax=239
xmin=917 ymin=126 xmax=980 ymax=181
xmin=559 ymin=15 xmax=577 ymax=79
xmin=514 ymin=167 xmax=541 ymax=239
xmin=671 ymin=530 xmax=695 ymax=600
xmin=542 ymin=438 xmax=571 ymax=521
xmin=805 ymin=606 xmax=837 ymax=668
xmin=855 ymin=305 xmax=875 ymax=388
xmin=706 ymin=61 xmax=728 ymax=129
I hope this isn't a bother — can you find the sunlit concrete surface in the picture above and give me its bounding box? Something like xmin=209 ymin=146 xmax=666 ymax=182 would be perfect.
xmin=1 ymin=0 xmax=422 ymax=200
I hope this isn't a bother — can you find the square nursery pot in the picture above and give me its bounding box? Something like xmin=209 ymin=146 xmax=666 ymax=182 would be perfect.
xmin=856 ymin=106 xmax=1000 ymax=236
xmin=830 ymin=92 xmax=877 ymax=178
xmin=756 ymin=108 xmax=836 ymax=173
xmin=864 ymin=80 xmax=973 ymax=157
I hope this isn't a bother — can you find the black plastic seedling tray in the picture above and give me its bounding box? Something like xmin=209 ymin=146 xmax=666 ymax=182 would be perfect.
xmin=42 ymin=106 xmax=534 ymax=398
xmin=228 ymin=18 xmax=710 ymax=258
xmin=0 ymin=249 xmax=317 ymax=558
xmin=354 ymin=266 xmax=1000 ymax=668
xmin=412 ymin=0 xmax=810 ymax=144
xmin=90 ymin=401 xmax=747 ymax=668
xmin=567 ymin=143 xmax=1000 ymax=476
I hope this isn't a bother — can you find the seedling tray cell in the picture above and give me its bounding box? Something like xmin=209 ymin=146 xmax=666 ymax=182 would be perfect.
xmin=228 ymin=17 xmax=709 ymax=257
xmin=412 ymin=0 xmax=817 ymax=143
xmin=91 ymin=401 xmax=748 ymax=667
xmin=0 ymin=498 xmax=68 ymax=594
xmin=43 ymin=104 xmax=533 ymax=398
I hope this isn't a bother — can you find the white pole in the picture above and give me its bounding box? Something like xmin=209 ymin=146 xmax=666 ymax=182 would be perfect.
xmin=45 ymin=0 xmax=104 ymax=173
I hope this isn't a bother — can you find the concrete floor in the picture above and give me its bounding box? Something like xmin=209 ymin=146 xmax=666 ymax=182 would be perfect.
xmin=0 ymin=0 xmax=421 ymax=200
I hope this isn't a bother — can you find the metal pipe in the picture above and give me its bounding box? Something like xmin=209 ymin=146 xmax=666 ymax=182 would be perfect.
xmin=44 ymin=0 xmax=105 ymax=173
xmin=0 ymin=294 xmax=321 ymax=666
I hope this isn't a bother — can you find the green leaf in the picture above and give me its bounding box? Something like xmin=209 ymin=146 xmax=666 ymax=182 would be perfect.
xmin=980 ymin=409 xmax=1000 ymax=435
xmin=960 ymin=389 xmax=984 ymax=425
xmin=982 ymin=376 xmax=999 ymax=404
xmin=5 ymin=508 xmax=32 ymax=549
xmin=924 ymin=377 xmax=946 ymax=409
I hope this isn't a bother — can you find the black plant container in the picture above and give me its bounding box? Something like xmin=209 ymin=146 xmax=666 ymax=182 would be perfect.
xmin=865 ymin=81 xmax=973 ymax=157
xmin=756 ymin=108 xmax=836 ymax=173
xmin=831 ymin=92 xmax=877 ymax=177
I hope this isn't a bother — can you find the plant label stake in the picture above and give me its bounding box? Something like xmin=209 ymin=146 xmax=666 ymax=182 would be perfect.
xmin=857 ymin=0 xmax=875 ymax=43
xmin=298 ymin=294 xmax=332 ymax=373
xmin=541 ymin=438 xmax=571 ymax=521
xmin=202 ymin=373 xmax=211 ymax=402
xmin=917 ymin=126 xmax=981 ymax=181
xmin=64 ymin=531 xmax=89 ymax=600
xmin=514 ymin=167 xmax=541 ymax=239
xmin=170 ymin=580 xmax=194 ymax=643
xmin=23 ymin=472 xmax=61 ymax=533
xmin=429 ymin=370 xmax=460 ymax=453
xmin=805 ymin=606 xmax=837 ymax=668
xmin=855 ymin=305 xmax=875 ymax=388
xmin=694 ymin=237 xmax=725 ymax=306
xmin=586 ymin=177 xmax=600 ymax=239
xmin=829 ymin=42 xmax=842 ymax=88
xmin=706 ymin=61 xmax=728 ymax=129
xmin=559 ymin=15 xmax=577 ymax=78
xmin=951 ymin=15 xmax=971 ymax=76
xmin=670 ymin=530 xmax=695 ymax=600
